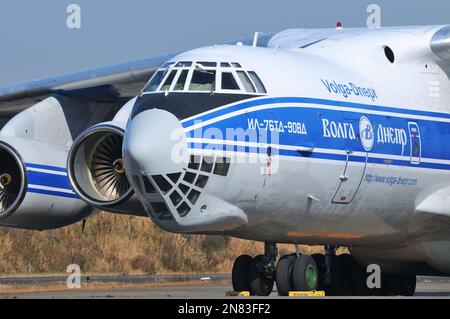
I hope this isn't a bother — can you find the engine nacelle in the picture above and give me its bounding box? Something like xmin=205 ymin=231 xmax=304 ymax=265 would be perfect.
xmin=67 ymin=98 xmax=145 ymax=215
xmin=0 ymin=136 xmax=94 ymax=230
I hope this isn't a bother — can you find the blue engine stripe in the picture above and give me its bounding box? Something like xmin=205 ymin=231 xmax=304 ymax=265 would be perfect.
xmin=27 ymin=170 xmax=73 ymax=190
xmin=28 ymin=188 xmax=79 ymax=199
xmin=25 ymin=164 xmax=80 ymax=199
xmin=182 ymin=97 xmax=450 ymax=128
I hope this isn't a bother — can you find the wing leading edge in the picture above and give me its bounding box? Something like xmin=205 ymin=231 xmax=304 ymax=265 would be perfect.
xmin=0 ymin=52 xmax=178 ymax=116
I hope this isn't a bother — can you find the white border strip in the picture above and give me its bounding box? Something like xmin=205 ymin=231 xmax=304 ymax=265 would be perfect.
xmin=27 ymin=167 xmax=67 ymax=176
xmin=186 ymin=138 xmax=450 ymax=166
xmin=183 ymin=102 xmax=450 ymax=132
xmin=28 ymin=184 xmax=75 ymax=194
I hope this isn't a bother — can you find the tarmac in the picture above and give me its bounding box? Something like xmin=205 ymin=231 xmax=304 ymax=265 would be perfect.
xmin=0 ymin=275 xmax=449 ymax=298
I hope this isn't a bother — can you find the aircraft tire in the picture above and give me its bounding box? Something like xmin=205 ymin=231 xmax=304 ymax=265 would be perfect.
xmin=232 ymin=255 xmax=252 ymax=292
xmin=311 ymin=253 xmax=325 ymax=291
xmin=353 ymin=262 xmax=373 ymax=296
xmin=275 ymin=255 xmax=296 ymax=296
xmin=249 ymin=255 xmax=274 ymax=296
xmin=402 ymin=275 xmax=417 ymax=296
xmin=381 ymin=274 xmax=416 ymax=296
xmin=292 ymin=255 xmax=319 ymax=291
xmin=330 ymin=254 xmax=355 ymax=296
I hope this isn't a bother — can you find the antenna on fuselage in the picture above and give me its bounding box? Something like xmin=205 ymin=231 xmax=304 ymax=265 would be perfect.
xmin=253 ymin=32 xmax=263 ymax=47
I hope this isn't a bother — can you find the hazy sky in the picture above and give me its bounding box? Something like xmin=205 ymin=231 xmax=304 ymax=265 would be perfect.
xmin=0 ymin=0 xmax=448 ymax=86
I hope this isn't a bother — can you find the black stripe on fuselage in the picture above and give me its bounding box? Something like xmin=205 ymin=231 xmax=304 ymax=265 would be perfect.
xmin=131 ymin=92 xmax=259 ymax=120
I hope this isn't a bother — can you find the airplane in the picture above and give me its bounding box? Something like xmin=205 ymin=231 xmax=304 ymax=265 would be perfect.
xmin=0 ymin=24 xmax=450 ymax=296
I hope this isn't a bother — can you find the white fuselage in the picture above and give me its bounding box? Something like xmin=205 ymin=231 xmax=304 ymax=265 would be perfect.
xmin=124 ymin=25 xmax=450 ymax=274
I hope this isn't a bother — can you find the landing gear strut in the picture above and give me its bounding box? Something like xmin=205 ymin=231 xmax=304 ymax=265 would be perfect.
xmin=232 ymin=242 xmax=277 ymax=296
xmin=232 ymin=244 xmax=417 ymax=296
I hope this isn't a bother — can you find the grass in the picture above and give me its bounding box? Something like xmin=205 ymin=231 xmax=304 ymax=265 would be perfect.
xmin=0 ymin=213 xmax=346 ymax=275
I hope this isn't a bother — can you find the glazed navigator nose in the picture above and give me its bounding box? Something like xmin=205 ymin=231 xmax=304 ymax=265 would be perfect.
xmin=123 ymin=109 xmax=187 ymax=176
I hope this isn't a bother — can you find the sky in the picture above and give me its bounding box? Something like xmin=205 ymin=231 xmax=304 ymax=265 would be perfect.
xmin=0 ymin=0 xmax=448 ymax=86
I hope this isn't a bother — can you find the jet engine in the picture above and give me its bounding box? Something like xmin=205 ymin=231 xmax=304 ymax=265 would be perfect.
xmin=67 ymin=97 xmax=145 ymax=215
xmin=0 ymin=137 xmax=96 ymax=230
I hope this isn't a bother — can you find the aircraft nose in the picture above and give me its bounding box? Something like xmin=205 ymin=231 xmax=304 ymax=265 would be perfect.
xmin=123 ymin=109 xmax=188 ymax=176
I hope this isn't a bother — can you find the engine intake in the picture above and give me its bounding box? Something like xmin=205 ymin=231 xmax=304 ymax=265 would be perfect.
xmin=0 ymin=141 xmax=26 ymax=220
xmin=68 ymin=125 xmax=133 ymax=208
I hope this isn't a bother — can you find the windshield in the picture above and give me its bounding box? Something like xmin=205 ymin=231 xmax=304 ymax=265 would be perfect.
xmin=142 ymin=61 xmax=267 ymax=95
xmin=142 ymin=70 xmax=166 ymax=92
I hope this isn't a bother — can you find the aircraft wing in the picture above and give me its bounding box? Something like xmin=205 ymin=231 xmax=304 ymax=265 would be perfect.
xmin=0 ymin=52 xmax=179 ymax=117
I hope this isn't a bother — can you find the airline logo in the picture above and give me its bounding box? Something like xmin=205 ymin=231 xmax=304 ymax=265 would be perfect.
xmin=321 ymin=79 xmax=378 ymax=101
xmin=359 ymin=116 xmax=374 ymax=151
xmin=322 ymin=116 xmax=408 ymax=153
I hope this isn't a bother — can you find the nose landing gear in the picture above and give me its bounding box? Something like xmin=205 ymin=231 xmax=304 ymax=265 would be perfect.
xmin=232 ymin=242 xmax=277 ymax=296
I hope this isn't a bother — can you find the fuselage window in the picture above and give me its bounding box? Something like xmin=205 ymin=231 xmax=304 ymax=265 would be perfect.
xmin=189 ymin=70 xmax=216 ymax=92
xmin=173 ymin=70 xmax=189 ymax=91
xmin=143 ymin=70 xmax=165 ymax=92
xmin=160 ymin=70 xmax=176 ymax=91
xmin=248 ymin=71 xmax=267 ymax=94
xmin=237 ymin=71 xmax=256 ymax=93
xmin=221 ymin=72 xmax=240 ymax=90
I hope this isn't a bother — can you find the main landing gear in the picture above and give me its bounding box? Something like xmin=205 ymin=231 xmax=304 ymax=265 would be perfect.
xmin=231 ymin=243 xmax=416 ymax=296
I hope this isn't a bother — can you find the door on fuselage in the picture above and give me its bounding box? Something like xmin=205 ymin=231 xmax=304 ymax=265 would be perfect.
xmin=331 ymin=150 xmax=368 ymax=204
xmin=331 ymin=116 xmax=370 ymax=204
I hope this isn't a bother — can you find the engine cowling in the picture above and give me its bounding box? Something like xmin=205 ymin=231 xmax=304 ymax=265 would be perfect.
xmin=67 ymin=98 xmax=145 ymax=215
xmin=0 ymin=141 xmax=26 ymax=220
xmin=0 ymin=137 xmax=95 ymax=230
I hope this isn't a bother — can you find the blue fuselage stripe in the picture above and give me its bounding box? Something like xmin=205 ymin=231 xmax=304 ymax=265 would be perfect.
xmin=182 ymin=97 xmax=450 ymax=128
xmin=182 ymin=96 xmax=450 ymax=171
xmin=188 ymin=142 xmax=450 ymax=171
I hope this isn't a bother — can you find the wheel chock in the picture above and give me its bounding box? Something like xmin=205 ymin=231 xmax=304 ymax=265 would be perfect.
xmin=288 ymin=291 xmax=326 ymax=297
xmin=225 ymin=291 xmax=250 ymax=297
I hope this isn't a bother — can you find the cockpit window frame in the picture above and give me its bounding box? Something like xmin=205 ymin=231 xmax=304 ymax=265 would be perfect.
xmin=141 ymin=60 xmax=267 ymax=96
xmin=188 ymin=68 xmax=217 ymax=93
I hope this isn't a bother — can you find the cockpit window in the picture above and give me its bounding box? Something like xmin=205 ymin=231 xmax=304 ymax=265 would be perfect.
xmin=248 ymin=71 xmax=267 ymax=94
xmin=221 ymin=72 xmax=240 ymax=90
xmin=142 ymin=61 xmax=267 ymax=95
xmin=143 ymin=70 xmax=166 ymax=92
xmin=176 ymin=61 xmax=192 ymax=67
xmin=189 ymin=70 xmax=216 ymax=91
xmin=173 ymin=70 xmax=188 ymax=91
xmin=237 ymin=71 xmax=256 ymax=93
xmin=161 ymin=62 xmax=175 ymax=68
xmin=197 ymin=62 xmax=217 ymax=68
xmin=160 ymin=70 xmax=176 ymax=91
